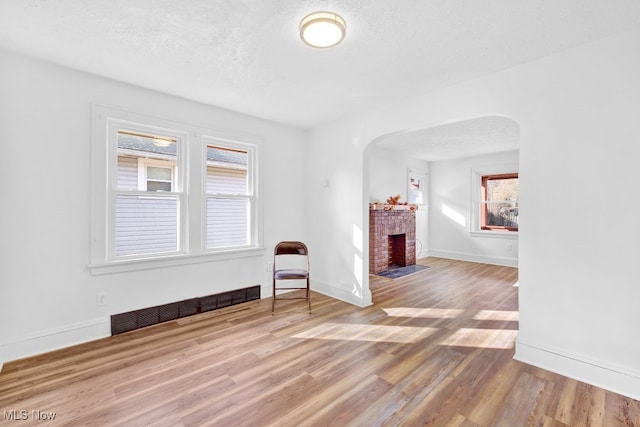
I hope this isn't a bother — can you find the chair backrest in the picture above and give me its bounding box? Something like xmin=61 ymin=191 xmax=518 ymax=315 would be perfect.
xmin=274 ymin=241 xmax=308 ymax=256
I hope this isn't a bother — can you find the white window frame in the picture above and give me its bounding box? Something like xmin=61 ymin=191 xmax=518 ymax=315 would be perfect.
xmin=470 ymin=164 xmax=519 ymax=240
xmin=203 ymin=138 xmax=258 ymax=252
xmin=90 ymin=105 xmax=264 ymax=275
xmin=108 ymin=120 xmax=186 ymax=261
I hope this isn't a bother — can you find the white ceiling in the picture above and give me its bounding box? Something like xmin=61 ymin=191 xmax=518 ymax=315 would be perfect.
xmin=1 ymin=0 xmax=640 ymax=133
xmin=376 ymin=115 xmax=520 ymax=161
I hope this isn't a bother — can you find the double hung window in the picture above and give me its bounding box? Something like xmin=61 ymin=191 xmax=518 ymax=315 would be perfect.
xmin=470 ymin=166 xmax=519 ymax=236
xmin=205 ymin=144 xmax=253 ymax=249
xmin=114 ymin=130 xmax=182 ymax=257
xmin=480 ymin=173 xmax=519 ymax=232
xmin=90 ymin=106 xmax=263 ymax=274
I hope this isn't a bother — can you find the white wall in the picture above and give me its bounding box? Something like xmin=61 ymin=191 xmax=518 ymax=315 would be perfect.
xmin=305 ymin=119 xmax=373 ymax=306
xmin=429 ymin=151 xmax=518 ymax=266
xmin=0 ymin=51 xmax=307 ymax=366
xmin=306 ymin=26 xmax=640 ymax=399
xmin=367 ymin=147 xmax=429 ymax=258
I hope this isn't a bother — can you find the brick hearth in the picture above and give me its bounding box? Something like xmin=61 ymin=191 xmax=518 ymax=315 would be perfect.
xmin=369 ymin=209 xmax=416 ymax=274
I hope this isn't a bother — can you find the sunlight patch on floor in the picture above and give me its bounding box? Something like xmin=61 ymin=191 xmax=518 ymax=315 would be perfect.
xmin=292 ymin=323 xmax=440 ymax=343
xmin=473 ymin=310 xmax=519 ymax=321
xmin=440 ymin=328 xmax=518 ymax=349
xmin=383 ymin=307 xmax=464 ymax=319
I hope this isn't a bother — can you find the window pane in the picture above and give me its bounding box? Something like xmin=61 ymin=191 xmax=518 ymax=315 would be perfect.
xmin=486 ymin=177 xmax=518 ymax=202
xmin=147 ymin=181 xmax=172 ymax=192
xmin=484 ymin=203 xmax=519 ymax=228
xmin=114 ymin=194 xmax=178 ymax=256
xmin=147 ymin=166 xmax=172 ymax=181
xmin=206 ymin=146 xmax=248 ymax=195
xmin=117 ymin=156 xmax=138 ymax=191
xmin=207 ymin=198 xmax=248 ymax=248
xmin=117 ymin=131 xmax=177 ymax=191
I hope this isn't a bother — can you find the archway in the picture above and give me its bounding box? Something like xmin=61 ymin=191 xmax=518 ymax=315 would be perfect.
xmin=363 ymin=114 xmax=520 ymax=297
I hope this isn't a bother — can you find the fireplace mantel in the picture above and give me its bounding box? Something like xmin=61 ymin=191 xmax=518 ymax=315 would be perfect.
xmin=369 ymin=210 xmax=416 ymax=274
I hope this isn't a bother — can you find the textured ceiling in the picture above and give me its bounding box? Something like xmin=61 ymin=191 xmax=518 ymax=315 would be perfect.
xmin=1 ymin=0 xmax=640 ymax=133
xmin=376 ymin=116 xmax=520 ymax=161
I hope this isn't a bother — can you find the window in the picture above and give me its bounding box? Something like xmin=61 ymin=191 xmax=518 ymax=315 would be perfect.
xmin=90 ymin=106 xmax=263 ymax=274
xmin=470 ymin=165 xmax=518 ymax=237
xmin=114 ymin=130 xmax=182 ymax=258
xmin=480 ymin=173 xmax=519 ymax=232
xmin=139 ymin=160 xmax=175 ymax=192
xmin=205 ymin=143 xmax=254 ymax=250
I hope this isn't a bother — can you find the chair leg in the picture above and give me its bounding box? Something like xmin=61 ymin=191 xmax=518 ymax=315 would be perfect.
xmin=272 ymin=277 xmax=276 ymax=314
xmin=307 ymin=277 xmax=311 ymax=313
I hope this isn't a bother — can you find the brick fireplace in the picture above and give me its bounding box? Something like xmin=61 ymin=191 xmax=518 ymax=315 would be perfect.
xmin=369 ymin=209 xmax=416 ymax=274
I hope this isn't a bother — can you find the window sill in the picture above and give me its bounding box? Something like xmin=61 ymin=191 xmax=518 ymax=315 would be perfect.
xmin=470 ymin=231 xmax=518 ymax=240
xmin=88 ymin=247 xmax=265 ymax=276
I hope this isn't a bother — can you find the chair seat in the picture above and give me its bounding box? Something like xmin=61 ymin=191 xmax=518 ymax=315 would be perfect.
xmin=274 ymin=269 xmax=309 ymax=280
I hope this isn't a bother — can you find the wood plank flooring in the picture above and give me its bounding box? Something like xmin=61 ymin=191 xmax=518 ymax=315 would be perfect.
xmin=1 ymin=257 xmax=638 ymax=426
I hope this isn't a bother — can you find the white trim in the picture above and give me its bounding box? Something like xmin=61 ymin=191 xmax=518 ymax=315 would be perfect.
xmin=1 ymin=318 xmax=111 ymax=366
xmin=469 ymin=230 xmax=518 ymax=240
xmin=88 ymin=246 xmax=265 ymax=275
xmin=428 ymin=249 xmax=518 ymax=267
xmin=311 ymin=279 xmax=373 ymax=307
xmin=515 ymin=340 xmax=640 ymax=401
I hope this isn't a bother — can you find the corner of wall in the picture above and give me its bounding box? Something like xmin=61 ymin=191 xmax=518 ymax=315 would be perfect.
xmin=312 ymin=279 xmax=372 ymax=308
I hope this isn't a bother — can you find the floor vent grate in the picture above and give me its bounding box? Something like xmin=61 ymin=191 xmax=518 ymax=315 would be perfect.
xmin=111 ymin=285 xmax=261 ymax=335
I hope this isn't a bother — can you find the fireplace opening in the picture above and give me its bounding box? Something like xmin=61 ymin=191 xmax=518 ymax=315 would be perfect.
xmin=388 ymin=234 xmax=407 ymax=268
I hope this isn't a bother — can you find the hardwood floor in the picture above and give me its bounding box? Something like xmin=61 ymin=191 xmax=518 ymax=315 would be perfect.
xmin=1 ymin=257 xmax=638 ymax=426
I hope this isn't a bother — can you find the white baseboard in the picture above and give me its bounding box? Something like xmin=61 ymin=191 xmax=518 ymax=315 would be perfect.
xmin=0 ymin=318 xmax=111 ymax=371
xmin=312 ymin=279 xmax=372 ymax=308
xmin=515 ymin=340 xmax=640 ymax=401
xmin=428 ymin=249 xmax=518 ymax=267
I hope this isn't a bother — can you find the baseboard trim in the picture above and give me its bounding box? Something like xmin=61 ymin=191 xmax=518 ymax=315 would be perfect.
xmin=0 ymin=318 xmax=111 ymax=369
xmin=428 ymin=249 xmax=518 ymax=267
xmin=515 ymin=340 xmax=640 ymax=401
xmin=312 ymin=279 xmax=372 ymax=308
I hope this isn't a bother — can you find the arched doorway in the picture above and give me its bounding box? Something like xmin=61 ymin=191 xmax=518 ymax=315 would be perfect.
xmin=363 ymin=115 xmax=520 ymax=295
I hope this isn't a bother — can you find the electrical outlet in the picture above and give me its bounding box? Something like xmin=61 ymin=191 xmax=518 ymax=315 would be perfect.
xmin=505 ymin=243 xmax=513 ymax=252
xmin=96 ymin=293 xmax=107 ymax=307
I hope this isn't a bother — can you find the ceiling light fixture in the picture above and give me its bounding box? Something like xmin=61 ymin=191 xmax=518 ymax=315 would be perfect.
xmin=299 ymin=11 xmax=346 ymax=48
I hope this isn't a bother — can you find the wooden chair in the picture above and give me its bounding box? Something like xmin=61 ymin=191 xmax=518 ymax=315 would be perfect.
xmin=272 ymin=241 xmax=311 ymax=313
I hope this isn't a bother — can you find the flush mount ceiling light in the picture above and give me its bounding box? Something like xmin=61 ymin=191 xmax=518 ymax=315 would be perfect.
xmin=299 ymin=11 xmax=346 ymax=48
